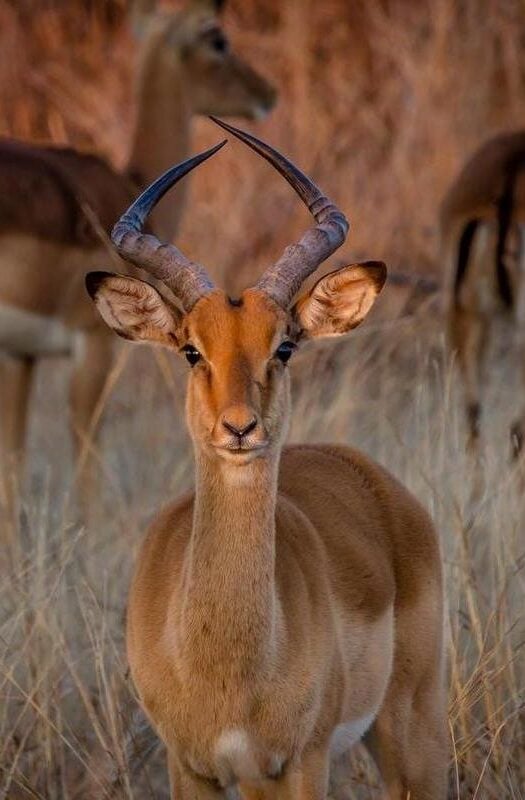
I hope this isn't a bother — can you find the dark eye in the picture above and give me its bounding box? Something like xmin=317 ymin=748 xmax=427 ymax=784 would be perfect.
xmin=182 ymin=345 xmax=201 ymax=367
xmin=207 ymin=32 xmax=228 ymax=53
xmin=275 ymin=341 xmax=296 ymax=364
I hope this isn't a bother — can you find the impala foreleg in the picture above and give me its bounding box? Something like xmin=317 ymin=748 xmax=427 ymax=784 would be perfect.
xmin=365 ymin=690 xmax=447 ymax=800
xmin=69 ymin=327 xmax=114 ymax=515
xmin=240 ymin=748 xmax=329 ymax=800
xmin=509 ymin=329 xmax=525 ymax=461
xmin=289 ymin=748 xmax=330 ymax=800
xmin=0 ymin=354 xmax=35 ymax=517
xmin=364 ymin=608 xmax=447 ymax=800
xmin=168 ymin=748 xmax=330 ymax=800
xmin=168 ymin=753 xmax=230 ymax=799
xmin=509 ymin=226 xmax=525 ymax=461
xmin=448 ymin=303 xmax=490 ymax=453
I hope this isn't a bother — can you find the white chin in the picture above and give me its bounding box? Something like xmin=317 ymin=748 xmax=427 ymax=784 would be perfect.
xmin=218 ymin=449 xmax=265 ymax=466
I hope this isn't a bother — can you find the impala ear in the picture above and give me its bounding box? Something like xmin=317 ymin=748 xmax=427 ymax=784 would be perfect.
xmin=85 ymin=272 xmax=183 ymax=347
xmin=292 ymin=261 xmax=387 ymax=339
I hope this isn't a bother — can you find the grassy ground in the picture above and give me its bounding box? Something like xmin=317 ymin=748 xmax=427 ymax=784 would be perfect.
xmin=0 ymin=0 xmax=524 ymax=797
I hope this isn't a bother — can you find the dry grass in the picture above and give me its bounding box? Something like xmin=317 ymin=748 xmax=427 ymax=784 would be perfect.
xmin=1 ymin=0 xmax=525 ymax=797
xmin=2 ymin=312 xmax=525 ymax=798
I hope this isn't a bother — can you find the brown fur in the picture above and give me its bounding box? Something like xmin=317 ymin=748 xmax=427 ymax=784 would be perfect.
xmin=88 ymin=270 xmax=448 ymax=799
xmin=440 ymin=131 xmax=525 ymax=240
xmin=0 ymin=139 xmax=134 ymax=247
xmin=0 ymin=0 xmax=275 ymax=515
xmin=440 ymin=131 xmax=525 ymax=456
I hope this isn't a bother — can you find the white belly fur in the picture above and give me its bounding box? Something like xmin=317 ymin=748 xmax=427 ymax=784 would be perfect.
xmin=330 ymin=712 xmax=376 ymax=758
xmin=214 ymin=727 xmax=285 ymax=785
xmin=0 ymin=303 xmax=73 ymax=357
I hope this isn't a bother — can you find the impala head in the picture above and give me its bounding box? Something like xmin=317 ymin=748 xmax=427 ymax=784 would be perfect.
xmin=86 ymin=120 xmax=386 ymax=466
xmin=131 ymin=0 xmax=276 ymax=120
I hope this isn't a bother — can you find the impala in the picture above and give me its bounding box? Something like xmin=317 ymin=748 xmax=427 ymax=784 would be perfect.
xmin=0 ymin=0 xmax=275 ymax=504
xmin=440 ymin=131 xmax=525 ymax=456
xmin=87 ymin=120 xmax=447 ymax=799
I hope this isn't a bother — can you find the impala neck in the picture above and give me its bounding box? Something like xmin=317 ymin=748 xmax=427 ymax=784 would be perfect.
xmin=178 ymin=451 xmax=280 ymax=680
xmin=126 ymin=33 xmax=191 ymax=241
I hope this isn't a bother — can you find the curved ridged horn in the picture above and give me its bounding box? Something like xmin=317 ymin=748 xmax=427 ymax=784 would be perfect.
xmin=112 ymin=140 xmax=226 ymax=310
xmin=210 ymin=117 xmax=349 ymax=307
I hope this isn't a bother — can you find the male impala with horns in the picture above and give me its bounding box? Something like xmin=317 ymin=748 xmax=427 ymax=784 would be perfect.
xmin=87 ymin=119 xmax=448 ymax=799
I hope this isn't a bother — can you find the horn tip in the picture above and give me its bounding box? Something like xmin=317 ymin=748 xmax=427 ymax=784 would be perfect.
xmin=209 ymin=116 xmax=232 ymax=134
xmin=202 ymin=136 xmax=228 ymax=160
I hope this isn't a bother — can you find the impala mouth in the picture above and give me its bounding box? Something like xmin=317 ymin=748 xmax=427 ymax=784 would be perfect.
xmin=214 ymin=442 xmax=269 ymax=462
xmin=220 ymin=443 xmax=267 ymax=452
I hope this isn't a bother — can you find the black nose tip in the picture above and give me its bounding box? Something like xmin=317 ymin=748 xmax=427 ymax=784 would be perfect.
xmin=222 ymin=417 xmax=258 ymax=438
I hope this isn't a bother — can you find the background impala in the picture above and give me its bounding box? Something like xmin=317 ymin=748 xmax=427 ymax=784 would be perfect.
xmin=441 ymin=132 xmax=525 ymax=464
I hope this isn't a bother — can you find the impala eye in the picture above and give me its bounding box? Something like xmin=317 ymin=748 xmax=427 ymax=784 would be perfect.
xmin=210 ymin=32 xmax=228 ymax=53
xmin=275 ymin=341 xmax=296 ymax=364
xmin=182 ymin=345 xmax=201 ymax=367
xmin=202 ymin=28 xmax=229 ymax=54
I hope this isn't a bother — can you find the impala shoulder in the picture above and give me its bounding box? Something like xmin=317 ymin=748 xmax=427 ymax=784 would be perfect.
xmin=279 ymin=443 xmax=439 ymax=563
xmin=280 ymin=444 xmax=394 ymax=497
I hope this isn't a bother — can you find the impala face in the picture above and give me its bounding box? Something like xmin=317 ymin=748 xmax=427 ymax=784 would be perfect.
xmin=178 ymin=26 xmax=277 ymax=120
xmin=182 ymin=290 xmax=292 ymax=463
xmin=143 ymin=0 xmax=276 ymax=120
xmin=85 ymin=280 xmax=292 ymax=464
xmin=85 ymin=277 xmax=296 ymax=464
xmin=87 ymin=260 xmax=385 ymax=466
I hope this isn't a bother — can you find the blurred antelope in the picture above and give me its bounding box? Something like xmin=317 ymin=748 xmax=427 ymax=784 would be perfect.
xmin=87 ymin=120 xmax=447 ymax=800
xmin=0 ymin=0 xmax=275 ymax=503
xmin=441 ymin=131 xmax=525 ymax=456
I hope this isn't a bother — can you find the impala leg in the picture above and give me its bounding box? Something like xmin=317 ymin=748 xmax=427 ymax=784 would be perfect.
xmin=0 ymin=354 xmax=35 ymax=518
xmin=294 ymin=748 xmax=330 ymax=800
xmin=364 ymin=680 xmax=447 ymax=800
xmin=241 ymin=748 xmax=329 ymax=800
xmin=364 ymin=588 xmax=447 ymax=800
xmin=69 ymin=328 xmax=114 ymax=517
xmin=509 ymin=332 xmax=525 ymax=461
xmin=510 ymin=226 xmax=525 ymax=461
xmin=448 ymin=303 xmax=489 ymax=455
xmin=168 ymin=753 xmax=228 ymax=799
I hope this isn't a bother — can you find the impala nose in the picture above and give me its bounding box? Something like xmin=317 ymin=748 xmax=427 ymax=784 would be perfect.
xmin=222 ymin=416 xmax=258 ymax=438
